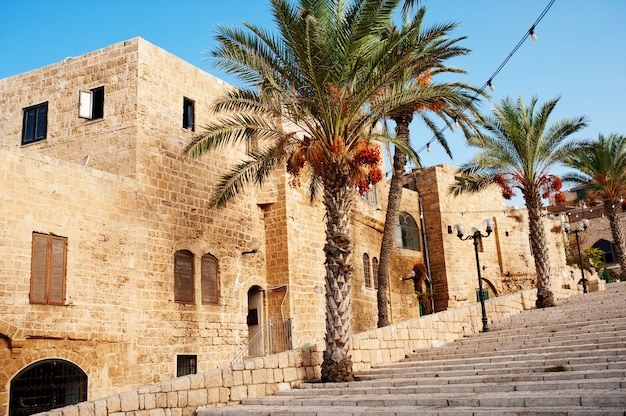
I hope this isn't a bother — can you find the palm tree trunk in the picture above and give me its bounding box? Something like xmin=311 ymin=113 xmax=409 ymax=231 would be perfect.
xmin=320 ymin=170 xmax=354 ymax=382
xmin=376 ymin=113 xmax=413 ymax=328
xmin=605 ymin=200 xmax=626 ymax=276
xmin=523 ymin=188 xmax=555 ymax=308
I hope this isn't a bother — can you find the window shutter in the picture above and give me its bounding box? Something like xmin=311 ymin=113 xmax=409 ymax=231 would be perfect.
xmin=174 ymin=251 xmax=194 ymax=303
xmin=31 ymin=233 xmax=49 ymax=303
xmin=201 ymin=254 xmax=218 ymax=304
xmin=79 ymin=90 xmax=93 ymax=119
xmin=35 ymin=104 xmax=47 ymax=140
xmin=49 ymin=236 xmax=67 ymax=304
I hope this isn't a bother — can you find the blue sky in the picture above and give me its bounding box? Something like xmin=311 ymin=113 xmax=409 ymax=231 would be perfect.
xmin=1 ymin=1 xmax=625 ymax=205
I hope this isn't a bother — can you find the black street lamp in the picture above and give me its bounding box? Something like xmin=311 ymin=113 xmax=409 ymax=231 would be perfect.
xmin=454 ymin=219 xmax=494 ymax=333
xmin=563 ymin=219 xmax=590 ymax=293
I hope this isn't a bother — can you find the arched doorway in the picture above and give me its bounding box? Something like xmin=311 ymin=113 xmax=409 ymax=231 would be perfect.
xmin=10 ymin=359 xmax=87 ymax=416
xmin=247 ymin=285 xmax=264 ymax=356
xmin=593 ymin=239 xmax=618 ymax=264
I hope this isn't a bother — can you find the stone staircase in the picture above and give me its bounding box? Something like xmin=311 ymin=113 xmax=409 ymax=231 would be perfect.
xmin=198 ymin=282 xmax=626 ymax=415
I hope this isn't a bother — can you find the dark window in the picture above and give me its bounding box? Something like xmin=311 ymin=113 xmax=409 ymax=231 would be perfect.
xmin=174 ymin=250 xmax=194 ymax=303
xmin=22 ymin=103 xmax=48 ymax=145
xmin=593 ymin=239 xmax=617 ymax=263
xmin=362 ymin=253 xmax=371 ymax=288
xmin=201 ymin=253 xmax=219 ymax=304
xmin=91 ymin=86 xmax=104 ymax=120
xmin=372 ymin=257 xmax=379 ymax=290
xmin=176 ymin=355 xmax=197 ymax=377
xmin=9 ymin=359 xmax=87 ymax=416
xmin=30 ymin=233 xmax=66 ymax=305
xmin=396 ymin=212 xmax=420 ymax=251
xmin=183 ymin=97 xmax=195 ymax=131
xmin=79 ymin=87 xmax=104 ymax=120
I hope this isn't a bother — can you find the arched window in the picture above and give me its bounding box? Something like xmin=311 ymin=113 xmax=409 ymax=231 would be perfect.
xmin=201 ymin=253 xmax=219 ymax=304
xmin=10 ymin=359 xmax=87 ymax=416
xmin=372 ymin=257 xmax=379 ymax=290
xmin=396 ymin=212 xmax=420 ymax=251
xmin=174 ymin=250 xmax=194 ymax=303
xmin=593 ymin=239 xmax=618 ymax=263
xmin=362 ymin=253 xmax=371 ymax=288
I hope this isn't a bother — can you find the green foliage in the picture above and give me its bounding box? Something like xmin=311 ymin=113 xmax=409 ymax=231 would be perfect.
xmin=586 ymin=247 xmax=605 ymax=269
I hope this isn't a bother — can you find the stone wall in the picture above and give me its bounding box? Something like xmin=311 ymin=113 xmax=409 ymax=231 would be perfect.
xmin=31 ymin=287 xmax=542 ymax=416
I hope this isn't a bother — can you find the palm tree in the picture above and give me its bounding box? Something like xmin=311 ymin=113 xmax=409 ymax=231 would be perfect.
xmin=373 ymin=7 xmax=484 ymax=327
xmin=450 ymin=95 xmax=587 ymax=308
xmin=562 ymin=133 xmax=626 ymax=277
xmin=185 ymin=0 xmax=429 ymax=382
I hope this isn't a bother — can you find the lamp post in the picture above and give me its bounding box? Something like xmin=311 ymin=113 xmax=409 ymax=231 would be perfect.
xmin=454 ymin=219 xmax=494 ymax=332
xmin=563 ymin=219 xmax=589 ymax=293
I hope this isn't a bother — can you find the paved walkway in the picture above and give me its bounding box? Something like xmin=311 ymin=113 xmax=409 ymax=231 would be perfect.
xmin=199 ymin=282 xmax=626 ymax=415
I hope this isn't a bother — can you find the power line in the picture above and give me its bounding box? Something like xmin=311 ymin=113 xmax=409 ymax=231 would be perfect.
xmin=414 ymin=0 xmax=556 ymax=155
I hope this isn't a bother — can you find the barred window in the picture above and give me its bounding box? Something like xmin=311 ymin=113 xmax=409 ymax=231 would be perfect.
xmin=363 ymin=253 xmax=371 ymax=288
xmin=372 ymin=257 xmax=379 ymax=290
xmin=176 ymin=355 xmax=197 ymax=377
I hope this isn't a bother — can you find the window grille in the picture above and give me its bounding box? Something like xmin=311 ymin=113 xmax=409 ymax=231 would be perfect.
xmin=176 ymin=355 xmax=197 ymax=377
xmin=362 ymin=253 xmax=371 ymax=288
xmin=9 ymin=359 xmax=87 ymax=416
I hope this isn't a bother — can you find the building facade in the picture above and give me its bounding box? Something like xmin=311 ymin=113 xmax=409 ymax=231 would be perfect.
xmin=0 ymin=38 xmax=575 ymax=415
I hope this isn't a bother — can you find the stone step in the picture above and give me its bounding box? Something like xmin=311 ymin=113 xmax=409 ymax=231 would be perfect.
xmin=358 ymin=356 xmax=626 ymax=379
xmin=404 ymin=342 xmax=626 ymax=362
xmin=275 ymin=377 xmax=625 ymax=396
xmin=239 ymin=389 xmax=626 ymax=407
xmin=394 ymin=347 xmax=626 ymax=366
xmin=198 ymin=406 xmax=626 ymax=416
xmin=197 ymin=283 xmax=626 ymax=415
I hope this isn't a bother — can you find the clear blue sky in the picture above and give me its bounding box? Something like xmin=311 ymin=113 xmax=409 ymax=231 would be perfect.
xmin=1 ymin=1 xmax=625 ymax=205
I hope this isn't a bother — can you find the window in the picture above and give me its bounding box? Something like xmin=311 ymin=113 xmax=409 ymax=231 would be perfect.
xmin=9 ymin=359 xmax=87 ymax=416
xmin=361 ymin=185 xmax=378 ymax=206
xmin=183 ymin=97 xmax=195 ymax=131
xmin=201 ymin=253 xmax=219 ymax=304
xmin=363 ymin=253 xmax=371 ymax=288
xmin=176 ymin=355 xmax=197 ymax=377
xmin=174 ymin=250 xmax=194 ymax=303
xmin=78 ymin=86 xmax=104 ymax=120
xmin=372 ymin=257 xmax=379 ymax=290
xmin=22 ymin=102 xmax=48 ymax=145
xmin=396 ymin=212 xmax=420 ymax=251
xmin=30 ymin=233 xmax=67 ymax=305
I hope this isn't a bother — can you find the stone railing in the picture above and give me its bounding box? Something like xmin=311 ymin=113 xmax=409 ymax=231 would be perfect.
xmin=38 ymin=289 xmax=538 ymax=416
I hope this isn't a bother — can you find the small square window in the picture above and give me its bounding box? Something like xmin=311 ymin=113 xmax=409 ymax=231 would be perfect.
xmin=22 ymin=102 xmax=48 ymax=145
xmin=183 ymin=97 xmax=195 ymax=131
xmin=176 ymin=355 xmax=197 ymax=377
xmin=79 ymin=86 xmax=104 ymax=120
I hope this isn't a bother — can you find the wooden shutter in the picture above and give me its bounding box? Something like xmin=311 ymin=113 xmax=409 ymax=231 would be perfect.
xmin=201 ymin=254 xmax=218 ymax=304
xmin=49 ymin=236 xmax=67 ymax=304
xmin=30 ymin=233 xmax=49 ymax=303
xmin=174 ymin=250 xmax=194 ymax=303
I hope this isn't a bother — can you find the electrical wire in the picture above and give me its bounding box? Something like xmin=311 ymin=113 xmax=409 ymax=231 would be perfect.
xmin=414 ymin=0 xmax=556 ymax=155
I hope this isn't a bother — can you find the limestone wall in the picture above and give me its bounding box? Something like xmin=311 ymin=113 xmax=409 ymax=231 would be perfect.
xmin=30 ymin=287 xmax=541 ymax=416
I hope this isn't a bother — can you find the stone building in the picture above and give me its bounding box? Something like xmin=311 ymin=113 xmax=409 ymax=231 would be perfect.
xmin=549 ymin=187 xmax=626 ymax=278
xmin=0 ymin=37 xmax=574 ymax=415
